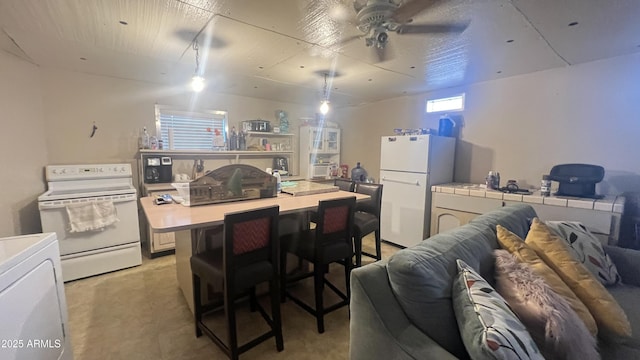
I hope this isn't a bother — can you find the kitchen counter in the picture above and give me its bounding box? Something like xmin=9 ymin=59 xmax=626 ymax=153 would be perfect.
xmin=431 ymin=183 xmax=625 ymax=213
xmin=430 ymin=183 xmax=625 ymax=244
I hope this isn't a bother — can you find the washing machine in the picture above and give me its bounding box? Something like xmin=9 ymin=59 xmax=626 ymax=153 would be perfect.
xmin=0 ymin=232 xmax=73 ymax=360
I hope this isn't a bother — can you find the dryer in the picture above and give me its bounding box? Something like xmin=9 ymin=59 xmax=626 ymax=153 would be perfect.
xmin=0 ymin=232 xmax=73 ymax=360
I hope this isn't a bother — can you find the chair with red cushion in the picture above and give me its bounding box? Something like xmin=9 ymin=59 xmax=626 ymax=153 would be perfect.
xmin=280 ymin=196 xmax=356 ymax=333
xmin=190 ymin=205 xmax=283 ymax=360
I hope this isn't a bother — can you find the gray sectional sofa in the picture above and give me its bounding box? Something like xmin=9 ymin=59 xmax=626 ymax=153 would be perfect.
xmin=350 ymin=203 xmax=640 ymax=359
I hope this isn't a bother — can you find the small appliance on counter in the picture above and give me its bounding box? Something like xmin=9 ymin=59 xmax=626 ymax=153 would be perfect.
xmin=143 ymin=156 xmax=172 ymax=183
xmin=273 ymin=157 xmax=289 ymax=175
xmin=242 ymin=120 xmax=271 ymax=132
xmin=172 ymin=164 xmax=276 ymax=206
xmin=548 ymin=163 xmax=605 ymax=199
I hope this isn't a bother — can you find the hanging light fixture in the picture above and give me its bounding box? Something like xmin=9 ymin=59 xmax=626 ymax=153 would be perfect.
xmin=319 ymin=73 xmax=330 ymax=115
xmin=191 ymin=40 xmax=205 ymax=92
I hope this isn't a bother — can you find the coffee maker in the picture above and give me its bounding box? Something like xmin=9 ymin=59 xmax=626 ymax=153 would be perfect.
xmin=273 ymin=157 xmax=288 ymax=174
xmin=143 ymin=156 xmax=173 ymax=183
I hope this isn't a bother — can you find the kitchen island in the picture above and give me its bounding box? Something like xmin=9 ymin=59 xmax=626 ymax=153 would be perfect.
xmin=140 ymin=189 xmax=369 ymax=312
xmin=431 ymin=183 xmax=625 ymax=244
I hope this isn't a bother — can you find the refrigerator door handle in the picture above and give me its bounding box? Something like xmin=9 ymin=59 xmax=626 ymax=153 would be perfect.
xmin=382 ymin=177 xmax=420 ymax=186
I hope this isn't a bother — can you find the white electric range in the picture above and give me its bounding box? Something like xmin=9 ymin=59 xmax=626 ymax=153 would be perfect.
xmin=38 ymin=163 xmax=141 ymax=282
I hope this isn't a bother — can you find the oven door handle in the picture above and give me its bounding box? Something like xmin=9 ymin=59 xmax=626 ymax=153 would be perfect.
xmin=39 ymin=194 xmax=137 ymax=210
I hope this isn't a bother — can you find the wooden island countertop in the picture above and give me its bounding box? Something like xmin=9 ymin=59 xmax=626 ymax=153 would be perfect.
xmin=140 ymin=190 xmax=369 ymax=233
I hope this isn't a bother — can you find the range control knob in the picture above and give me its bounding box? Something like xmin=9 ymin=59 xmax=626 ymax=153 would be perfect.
xmin=120 ymin=166 xmax=126 ymax=172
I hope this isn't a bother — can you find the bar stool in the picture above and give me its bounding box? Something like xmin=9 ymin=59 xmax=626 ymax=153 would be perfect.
xmin=352 ymin=183 xmax=383 ymax=267
xmin=334 ymin=178 xmax=355 ymax=192
xmin=190 ymin=205 xmax=283 ymax=360
xmin=280 ymin=197 xmax=356 ymax=333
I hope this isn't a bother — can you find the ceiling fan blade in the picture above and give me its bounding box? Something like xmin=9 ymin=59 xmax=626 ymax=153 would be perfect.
xmin=392 ymin=0 xmax=442 ymax=24
xmin=396 ymin=22 xmax=469 ymax=35
xmin=332 ymin=34 xmax=363 ymax=48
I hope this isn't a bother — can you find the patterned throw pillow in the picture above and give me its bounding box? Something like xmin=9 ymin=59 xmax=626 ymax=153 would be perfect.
xmin=453 ymin=259 xmax=544 ymax=360
xmin=546 ymin=221 xmax=621 ymax=285
xmin=526 ymin=218 xmax=631 ymax=339
xmin=494 ymin=250 xmax=599 ymax=360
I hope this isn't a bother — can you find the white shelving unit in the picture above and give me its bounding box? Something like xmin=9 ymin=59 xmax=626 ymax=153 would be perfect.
xmin=299 ymin=126 xmax=341 ymax=180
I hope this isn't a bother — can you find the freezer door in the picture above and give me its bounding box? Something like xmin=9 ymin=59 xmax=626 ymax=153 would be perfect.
xmin=380 ymin=135 xmax=430 ymax=173
xmin=380 ymin=170 xmax=429 ymax=248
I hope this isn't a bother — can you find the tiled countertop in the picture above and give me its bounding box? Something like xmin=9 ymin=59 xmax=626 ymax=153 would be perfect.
xmin=431 ymin=183 xmax=625 ymax=213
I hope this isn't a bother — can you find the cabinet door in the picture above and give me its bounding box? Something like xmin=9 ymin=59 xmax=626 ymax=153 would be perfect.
xmin=324 ymin=128 xmax=340 ymax=153
xmin=152 ymin=231 xmax=176 ymax=252
xmin=310 ymin=127 xmax=324 ymax=152
xmin=430 ymin=207 xmax=479 ymax=235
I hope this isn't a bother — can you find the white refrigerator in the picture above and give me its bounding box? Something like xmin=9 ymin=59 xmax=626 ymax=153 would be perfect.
xmin=379 ymin=134 xmax=456 ymax=247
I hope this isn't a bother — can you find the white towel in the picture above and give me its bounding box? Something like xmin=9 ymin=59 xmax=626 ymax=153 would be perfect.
xmin=66 ymin=200 xmax=119 ymax=233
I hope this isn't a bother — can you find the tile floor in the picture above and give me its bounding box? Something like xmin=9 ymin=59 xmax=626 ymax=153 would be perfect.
xmin=64 ymin=234 xmax=400 ymax=360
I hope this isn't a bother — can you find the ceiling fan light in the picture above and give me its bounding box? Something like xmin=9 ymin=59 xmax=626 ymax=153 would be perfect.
xmin=191 ymin=75 xmax=205 ymax=92
xmin=319 ymin=100 xmax=330 ymax=115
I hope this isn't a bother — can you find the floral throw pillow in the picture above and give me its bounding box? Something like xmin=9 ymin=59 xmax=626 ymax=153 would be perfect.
xmin=546 ymin=221 xmax=621 ymax=285
xmin=452 ymin=259 xmax=543 ymax=360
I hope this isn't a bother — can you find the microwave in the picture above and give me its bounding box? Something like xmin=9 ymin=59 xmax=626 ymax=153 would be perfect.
xmin=309 ymin=163 xmax=338 ymax=179
xmin=309 ymin=163 xmax=331 ymax=179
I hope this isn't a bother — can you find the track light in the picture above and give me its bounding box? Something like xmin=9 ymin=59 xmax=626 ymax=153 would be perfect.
xmin=319 ymin=100 xmax=329 ymax=115
xmin=191 ymin=40 xmax=205 ymax=92
xmin=319 ymin=73 xmax=330 ymax=115
xmin=191 ymin=75 xmax=205 ymax=92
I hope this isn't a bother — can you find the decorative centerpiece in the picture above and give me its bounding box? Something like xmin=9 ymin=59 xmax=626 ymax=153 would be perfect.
xmin=276 ymin=110 xmax=289 ymax=133
xmin=172 ymin=164 xmax=276 ymax=206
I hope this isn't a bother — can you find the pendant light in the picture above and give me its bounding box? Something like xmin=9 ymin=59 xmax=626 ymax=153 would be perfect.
xmin=191 ymin=40 xmax=205 ymax=92
xmin=319 ymin=73 xmax=330 ymax=115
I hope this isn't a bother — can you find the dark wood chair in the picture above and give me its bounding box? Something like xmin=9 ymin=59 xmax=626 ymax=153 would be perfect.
xmin=334 ymin=178 xmax=355 ymax=192
xmin=352 ymin=183 xmax=383 ymax=267
xmin=280 ymin=196 xmax=356 ymax=333
xmin=190 ymin=205 xmax=283 ymax=360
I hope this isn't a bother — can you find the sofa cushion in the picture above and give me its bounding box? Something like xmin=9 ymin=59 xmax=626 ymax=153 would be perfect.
xmin=607 ymin=285 xmax=640 ymax=346
xmin=546 ymin=221 xmax=621 ymax=285
xmin=387 ymin=224 xmax=497 ymax=359
xmin=496 ymin=225 xmax=598 ymax=336
xmin=453 ymin=259 xmax=544 ymax=360
xmin=386 ymin=204 xmax=538 ymax=359
xmin=526 ymin=218 xmax=632 ymax=339
xmin=494 ymin=249 xmax=599 ymax=360
xmin=469 ymin=203 xmax=536 ymax=240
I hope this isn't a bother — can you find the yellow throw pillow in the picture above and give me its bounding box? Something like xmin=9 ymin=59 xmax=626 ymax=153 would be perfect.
xmin=496 ymin=224 xmax=598 ymax=336
xmin=525 ymin=218 xmax=631 ymax=339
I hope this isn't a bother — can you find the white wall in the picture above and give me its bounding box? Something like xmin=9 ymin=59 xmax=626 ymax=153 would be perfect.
xmin=336 ymin=52 xmax=640 ymax=195
xmin=0 ymin=51 xmax=48 ymax=236
xmin=40 ymin=68 xmax=316 ymax=170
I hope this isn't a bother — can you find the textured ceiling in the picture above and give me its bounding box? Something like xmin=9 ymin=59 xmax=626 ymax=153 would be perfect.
xmin=0 ymin=0 xmax=639 ymax=108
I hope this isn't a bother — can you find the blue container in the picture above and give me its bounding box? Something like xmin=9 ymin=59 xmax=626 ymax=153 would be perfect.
xmin=438 ymin=116 xmax=454 ymax=137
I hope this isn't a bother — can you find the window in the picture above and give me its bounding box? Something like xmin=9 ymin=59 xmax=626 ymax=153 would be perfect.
xmin=426 ymin=94 xmax=465 ymax=113
xmin=155 ymin=105 xmax=228 ymax=150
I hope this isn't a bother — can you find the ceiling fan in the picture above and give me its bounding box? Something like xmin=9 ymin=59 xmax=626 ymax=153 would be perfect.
xmin=344 ymin=0 xmax=468 ymax=61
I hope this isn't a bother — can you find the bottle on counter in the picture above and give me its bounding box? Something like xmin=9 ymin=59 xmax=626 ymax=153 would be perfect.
xmin=238 ymin=130 xmax=246 ymax=150
xmin=149 ymin=135 xmax=158 ymax=150
xmin=273 ymin=170 xmax=282 ymax=193
xmin=229 ymin=127 xmax=237 ymax=151
xmin=139 ymin=127 xmax=150 ymax=149
xmin=486 ymin=171 xmax=500 ymax=190
xmin=541 ymin=175 xmax=551 ymax=196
